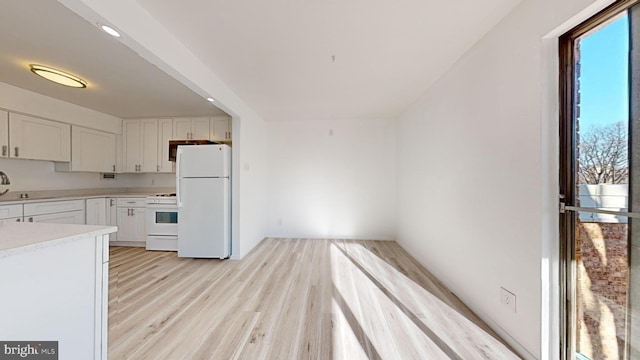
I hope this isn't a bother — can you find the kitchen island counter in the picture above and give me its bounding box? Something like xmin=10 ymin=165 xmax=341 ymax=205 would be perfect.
xmin=0 ymin=222 xmax=114 ymax=360
xmin=0 ymin=222 xmax=116 ymax=257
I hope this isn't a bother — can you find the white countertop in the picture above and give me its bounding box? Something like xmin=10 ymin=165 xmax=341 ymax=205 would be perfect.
xmin=0 ymin=187 xmax=175 ymax=204
xmin=0 ymin=222 xmax=117 ymax=258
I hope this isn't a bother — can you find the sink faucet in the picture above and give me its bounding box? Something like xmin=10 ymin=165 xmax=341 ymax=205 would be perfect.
xmin=0 ymin=171 xmax=10 ymax=196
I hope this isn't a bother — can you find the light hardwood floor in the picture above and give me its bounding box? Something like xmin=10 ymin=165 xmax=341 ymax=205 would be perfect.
xmin=109 ymin=239 xmax=521 ymax=359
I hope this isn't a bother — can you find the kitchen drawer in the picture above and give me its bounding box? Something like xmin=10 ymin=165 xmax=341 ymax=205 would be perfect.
xmin=0 ymin=204 xmax=22 ymax=220
xmin=27 ymin=209 xmax=85 ymax=224
xmin=116 ymin=198 xmax=146 ymax=208
xmin=24 ymin=199 xmax=85 ymax=216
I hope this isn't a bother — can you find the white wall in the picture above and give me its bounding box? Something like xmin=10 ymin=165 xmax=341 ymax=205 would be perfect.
xmin=0 ymin=159 xmax=127 ymax=191
xmin=266 ymin=119 xmax=396 ymax=240
xmin=124 ymin=173 xmax=176 ymax=189
xmin=236 ymin=114 xmax=267 ymax=258
xmin=396 ymin=0 xmax=617 ymax=359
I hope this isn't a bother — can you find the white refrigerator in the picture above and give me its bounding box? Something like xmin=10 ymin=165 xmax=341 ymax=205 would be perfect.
xmin=176 ymin=144 xmax=231 ymax=258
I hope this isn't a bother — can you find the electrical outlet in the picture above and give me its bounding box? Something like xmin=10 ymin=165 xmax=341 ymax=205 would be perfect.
xmin=500 ymin=287 xmax=517 ymax=313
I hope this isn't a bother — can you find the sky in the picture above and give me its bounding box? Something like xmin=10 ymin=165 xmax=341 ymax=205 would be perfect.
xmin=578 ymin=15 xmax=629 ymax=131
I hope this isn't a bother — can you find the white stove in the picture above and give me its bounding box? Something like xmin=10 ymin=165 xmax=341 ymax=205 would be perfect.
xmin=146 ymin=194 xmax=178 ymax=251
xmin=146 ymin=194 xmax=177 ymax=205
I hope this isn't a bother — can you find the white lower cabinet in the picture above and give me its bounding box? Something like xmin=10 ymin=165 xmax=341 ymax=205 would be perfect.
xmin=86 ymin=198 xmax=108 ymax=225
xmin=116 ymin=198 xmax=146 ymax=244
xmin=107 ymin=198 xmax=118 ymax=242
xmin=0 ymin=204 xmax=22 ymax=222
xmin=24 ymin=199 xmax=85 ymax=224
xmin=28 ymin=210 xmax=85 ymax=224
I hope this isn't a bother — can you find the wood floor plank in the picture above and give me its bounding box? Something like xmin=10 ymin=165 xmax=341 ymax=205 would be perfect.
xmin=108 ymin=239 xmax=521 ymax=359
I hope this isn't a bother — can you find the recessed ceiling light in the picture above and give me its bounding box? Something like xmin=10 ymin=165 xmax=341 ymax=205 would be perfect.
xmin=206 ymin=97 xmax=215 ymax=103
xmin=29 ymin=65 xmax=87 ymax=88
xmin=100 ymin=25 xmax=121 ymax=38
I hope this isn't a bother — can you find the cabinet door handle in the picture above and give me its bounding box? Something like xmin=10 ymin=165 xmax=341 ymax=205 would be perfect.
xmin=14 ymin=147 xmax=18 ymax=157
xmin=110 ymin=199 xmax=115 ymax=207
xmin=28 ymin=217 xmax=33 ymax=222
xmin=16 ymin=218 xmax=21 ymax=222
xmin=2 ymin=145 xmax=6 ymax=156
xmin=157 ymin=165 xmax=160 ymax=172
xmin=112 ymin=164 xmax=116 ymax=172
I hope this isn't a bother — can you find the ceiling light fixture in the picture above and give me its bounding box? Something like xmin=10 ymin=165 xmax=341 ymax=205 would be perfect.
xmin=100 ymin=24 xmax=121 ymax=38
xmin=30 ymin=65 xmax=87 ymax=88
xmin=206 ymin=97 xmax=215 ymax=103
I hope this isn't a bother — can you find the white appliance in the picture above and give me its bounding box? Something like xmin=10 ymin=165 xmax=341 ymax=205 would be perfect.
xmin=177 ymin=144 xmax=231 ymax=258
xmin=146 ymin=194 xmax=178 ymax=251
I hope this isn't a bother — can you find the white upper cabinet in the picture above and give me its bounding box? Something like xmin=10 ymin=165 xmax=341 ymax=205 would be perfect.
xmin=123 ymin=120 xmax=142 ymax=172
xmin=141 ymin=120 xmax=158 ymax=172
xmin=123 ymin=119 xmax=158 ymax=173
xmin=0 ymin=111 xmax=7 ymax=158
xmin=172 ymin=118 xmax=191 ymax=140
xmin=157 ymin=118 xmax=174 ymax=173
xmin=192 ymin=118 xmax=210 ymax=139
xmin=9 ymin=113 xmax=70 ymax=162
xmin=172 ymin=117 xmax=210 ymax=140
xmin=210 ymin=117 xmax=232 ymax=141
xmin=56 ymin=126 xmax=116 ymax=172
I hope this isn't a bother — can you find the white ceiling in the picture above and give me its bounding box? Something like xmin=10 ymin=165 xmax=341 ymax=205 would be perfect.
xmin=136 ymin=0 xmax=522 ymax=122
xmin=0 ymin=0 xmax=227 ymax=119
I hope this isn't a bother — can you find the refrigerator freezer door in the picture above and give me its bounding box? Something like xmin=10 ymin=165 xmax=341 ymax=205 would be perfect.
xmin=178 ymin=177 xmax=230 ymax=258
xmin=177 ymin=145 xmax=230 ymax=178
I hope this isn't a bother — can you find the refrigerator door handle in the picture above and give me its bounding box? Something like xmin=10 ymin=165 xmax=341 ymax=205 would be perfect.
xmin=176 ymin=150 xmax=183 ymax=208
